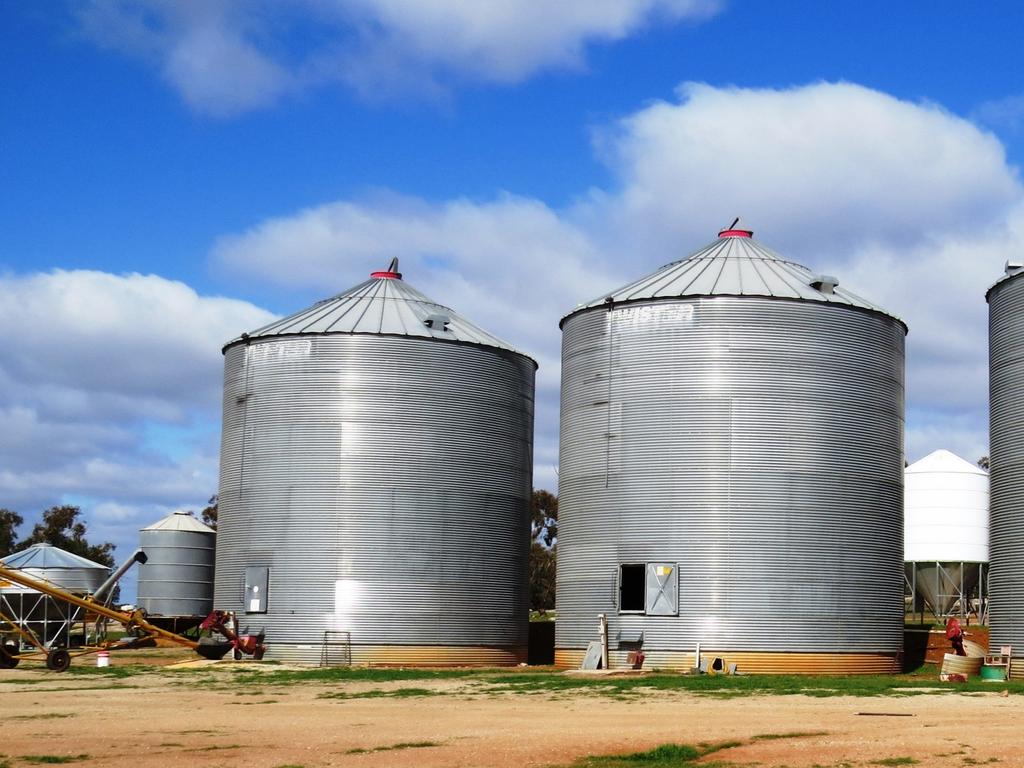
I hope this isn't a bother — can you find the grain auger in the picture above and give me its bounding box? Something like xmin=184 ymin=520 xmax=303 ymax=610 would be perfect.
xmin=0 ymin=561 xmax=266 ymax=671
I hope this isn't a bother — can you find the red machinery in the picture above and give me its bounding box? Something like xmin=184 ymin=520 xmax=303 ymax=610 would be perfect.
xmin=197 ymin=610 xmax=266 ymax=661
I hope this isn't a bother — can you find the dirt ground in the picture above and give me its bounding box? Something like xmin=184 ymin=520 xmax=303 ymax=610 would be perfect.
xmin=2 ymin=650 xmax=1021 ymax=768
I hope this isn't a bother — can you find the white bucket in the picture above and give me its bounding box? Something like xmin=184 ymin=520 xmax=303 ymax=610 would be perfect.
xmin=96 ymin=651 xmax=110 ymax=668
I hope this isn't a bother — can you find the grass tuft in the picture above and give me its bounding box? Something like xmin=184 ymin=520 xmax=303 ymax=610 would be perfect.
xmin=319 ymin=687 xmax=441 ymax=700
xmin=575 ymin=740 xmax=742 ymax=767
xmin=21 ymin=757 xmax=91 ymax=765
xmin=871 ymin=759 xmax=919 ymax=766
xmin=752 ymin=730 xmax=829 ymax=741
xmin=345 ymin=741 xmax=439 ymax=755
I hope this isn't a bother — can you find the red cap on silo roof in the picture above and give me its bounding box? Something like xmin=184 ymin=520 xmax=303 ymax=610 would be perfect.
xmin=718 ymin=217 xmax=753 ymax=238
xmin=371 ymin=257 xmax=402 ymax=279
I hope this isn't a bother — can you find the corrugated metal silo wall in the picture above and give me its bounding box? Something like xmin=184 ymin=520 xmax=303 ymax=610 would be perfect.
xmin=137 ymin=529 xmax=215 ymax=617
xmin=556 ymin=297 xmax=905 ymax=671
xmin=215 ymin=334 xmax=535 ymax=664
xmin=988 ymin=274 xmax=1024 ymax=659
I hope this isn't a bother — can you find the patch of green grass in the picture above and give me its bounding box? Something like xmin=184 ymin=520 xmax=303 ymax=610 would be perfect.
xmin=20 ymin=756 xmax=91 ymax=765
xmin=871 ymin=759 xmax=919 ymax=766
xmin=10 ymin=684 xmax=140 ymax=694
xmin=963 ymin=759 xmax=1000 ymax=765
xmin=156 ymin=743 xmax=183 ymax=748
xmin=574 ymin=741 xmax=740 ymax=767
xmin=65 ymin=664 xmax=140 ymax=678
xmin=231 ymin=666 xmax=478 ymax=686
xmin=477 ymin=669 xmax=1024 ymax=699
xmin=345 ymin=741 xmax=440 ymax=755
xmin=319 ymin=686 xmax=441 ymax=700
xmin=9 ymin=713 xmax=75 ymax=721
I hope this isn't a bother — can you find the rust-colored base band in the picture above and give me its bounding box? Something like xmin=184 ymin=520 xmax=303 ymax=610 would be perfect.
xmin=555 ymin=648 xmax=900 ymax=675
xmin=267 ymin=643 xmax=526 ymax=667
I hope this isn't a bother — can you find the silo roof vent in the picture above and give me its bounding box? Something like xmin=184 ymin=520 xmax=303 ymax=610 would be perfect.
xmin=424 ymin=313 xmax=451 ymax=332
xmin=1005 ymin=260 xmax=1024 ymax=276
xmin=718 ymin=217 xmax=753 ymax=238
xmin=810 ymin=274 xmax=840 ymax=294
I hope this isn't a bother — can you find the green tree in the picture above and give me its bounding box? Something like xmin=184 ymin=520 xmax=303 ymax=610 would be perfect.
xmin=200 ymin=495 xmax=218 ymax=530
xmin=529 ymin=489 xmax=558 ymax=611
xmin=18 ymin=505 xmax=115 ymax=567
xmin=978 ymin=456 xmax=990 ymax=470
xmin=0 ymin=508 xmax=24 ymax=556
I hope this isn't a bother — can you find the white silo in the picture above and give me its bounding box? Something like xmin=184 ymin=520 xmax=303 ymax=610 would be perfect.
xmin=904 ymin=449 xmax=989 ymax=618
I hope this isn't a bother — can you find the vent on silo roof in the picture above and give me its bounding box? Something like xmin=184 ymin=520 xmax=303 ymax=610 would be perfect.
xmin=810 ymin=274 xmax=840 ymax=294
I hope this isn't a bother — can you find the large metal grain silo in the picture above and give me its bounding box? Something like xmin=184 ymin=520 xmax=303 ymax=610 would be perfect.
xmin=557 ymin=222 xmax=907 ymax=674
xmin=137 ymin=511 xmax=215 ymax=621
xmin=987 ymin=262 xmax=1024 ymax=676
xmin=215 ymin=261 xmax=536 ymax=665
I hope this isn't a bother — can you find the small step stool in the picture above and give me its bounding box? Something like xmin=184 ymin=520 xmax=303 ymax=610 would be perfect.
xmin=983 ymin=645 xmax=1013 ymax=680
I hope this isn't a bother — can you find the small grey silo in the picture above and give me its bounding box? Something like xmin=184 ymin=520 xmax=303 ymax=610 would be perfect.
xmin=987 ymin=261 xmax=1024 ymax=675
xmin=214 ymin=261 xmax=536 ymax=664
xmin=136 ymin=511 xmax=216 ymax=619
xmin=557 ymin=222 xmax=907 ymax=673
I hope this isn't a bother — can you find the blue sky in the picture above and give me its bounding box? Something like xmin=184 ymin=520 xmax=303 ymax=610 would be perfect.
xmin=2 ymin=1 xmax=1023 ymax=598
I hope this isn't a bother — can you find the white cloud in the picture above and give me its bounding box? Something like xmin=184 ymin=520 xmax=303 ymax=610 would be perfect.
xmin=0 ymin=270 xmax=273 ymax=562
xmin=214 ymin=81 xmax=1024 ymax=472
xmin=973 ymin=92 xmax=1024 ymax=137
xmin=588 ymin=82 xmax=1020 ymax=262
xmin=75 ymin=0 xmax=721 ymax=115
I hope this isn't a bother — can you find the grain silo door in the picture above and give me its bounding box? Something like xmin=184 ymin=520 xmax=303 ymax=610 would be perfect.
xmin=645 ymin=563 xmax=678 ymax=616
xmin=244 ymin=567 xmax=269 ymax=614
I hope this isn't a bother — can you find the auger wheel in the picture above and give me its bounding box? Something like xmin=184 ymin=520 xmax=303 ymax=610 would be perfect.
xmin=45 ymin=648 xmax=71 ymax=672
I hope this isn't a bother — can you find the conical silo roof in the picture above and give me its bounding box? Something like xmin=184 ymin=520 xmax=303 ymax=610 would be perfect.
xmin=140 ymin=510 xmax=215 ymax=533
xmin=225 ymin=259 xmax=535 ymax=364
xmin=1 ymin=543 xmax=109 ymax=593
xmin=906 ymin=449 xmax=987 ymax=477
xmin=562 ymin=220 xmax=904 ymax=329
xmin=1 ymin=543 xmax=108 ymax=571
